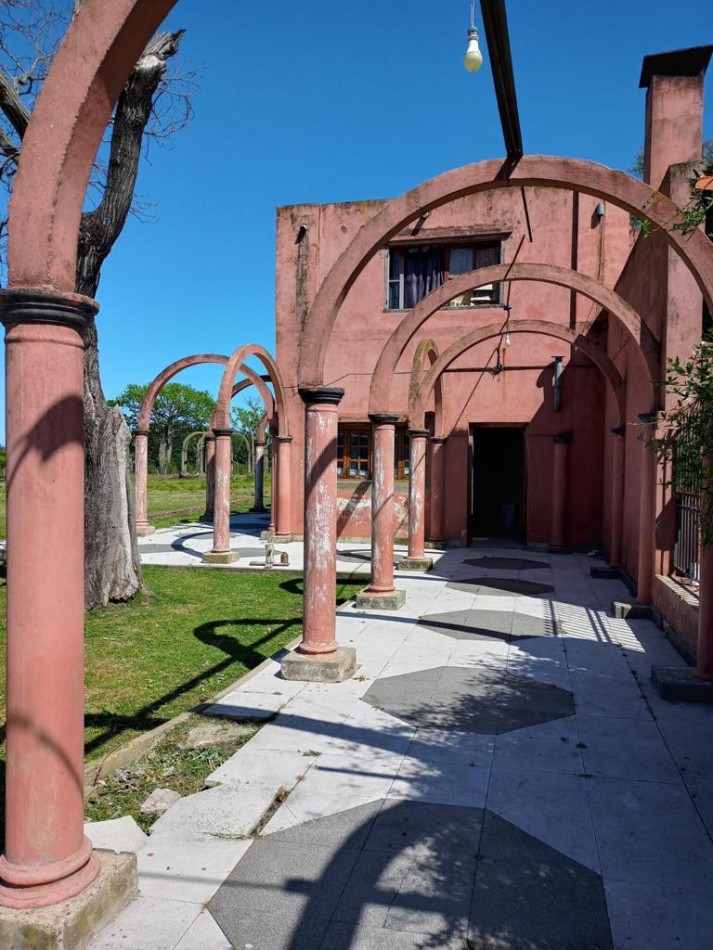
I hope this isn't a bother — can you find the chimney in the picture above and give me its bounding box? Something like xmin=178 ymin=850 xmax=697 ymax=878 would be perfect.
xmin=640 ymin=45 xmax=712 ymax=189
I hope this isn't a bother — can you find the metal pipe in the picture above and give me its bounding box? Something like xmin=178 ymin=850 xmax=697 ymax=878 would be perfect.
xmin=480 ymin=0 xmax=523 ymax=161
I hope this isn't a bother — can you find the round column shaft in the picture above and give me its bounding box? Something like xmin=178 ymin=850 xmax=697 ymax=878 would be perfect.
xmin=299 ymin=388 xmax=343 ymax=654
xmin=407 ymin=430 xmax=429 ymax=560
xmin=0 ymin=290 xmax=100 ymax=908
xmin=368 ymin=414 xmax=398 ymax=594
xmin=609 ymin=426 xmax=626 ymax=567
xmin=204 ymin=429 xmax=237 ymax=563
xmin=204 ymin=435 xmax=215 ymax=518
xmin=275 ymin=435 xmax=292 ymax=537
xmin=636 ymin=413 xmax=657 ymax=603
xmin=134 ymin=429 xmax=152 ymax=534
xmin=550 ymin=432 xmax=572 ymax=552
xmin=429 ymin=437 xmax=446 ymax=541
xmin=251 ymin=440 xmax=266 ymax=511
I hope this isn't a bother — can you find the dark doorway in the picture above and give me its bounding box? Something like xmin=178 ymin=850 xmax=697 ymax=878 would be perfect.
xmin=470 ymin=425 xmax=526 ymax=541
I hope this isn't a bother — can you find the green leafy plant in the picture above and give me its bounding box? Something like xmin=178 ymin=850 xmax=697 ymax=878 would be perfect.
xmin=650 ymin=342 xmax=713 ymax=545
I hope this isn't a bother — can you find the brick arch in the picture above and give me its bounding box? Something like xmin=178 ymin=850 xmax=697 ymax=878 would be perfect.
xmin=137 ymin=353 xmax=274 ymax=431
xmin=411 ymin=321 xmax=627 ymax=428
xmin=214 ymin=345 xmax=288 ymax=436
xmin=300 ymin=158 xmax=713 ymax=387
xmin=369 ymin=262 xmax=657 ymax=414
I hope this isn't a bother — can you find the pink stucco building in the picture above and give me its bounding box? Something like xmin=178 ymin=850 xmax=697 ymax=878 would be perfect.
xmin=275 ymin=46 xmax=710 ymax=625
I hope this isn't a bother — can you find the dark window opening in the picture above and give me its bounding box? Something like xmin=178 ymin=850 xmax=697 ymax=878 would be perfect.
xmin=337 ymin=425 xmax=411 ymax=479
xmin=470 ymin=425 xmax=526 ymax=541
xmin=387 ymin=241 xmax=502 ymax=311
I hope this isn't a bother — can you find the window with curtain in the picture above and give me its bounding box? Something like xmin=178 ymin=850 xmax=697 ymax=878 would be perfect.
xmin=386 ymin=240 xmax=502 ymax=310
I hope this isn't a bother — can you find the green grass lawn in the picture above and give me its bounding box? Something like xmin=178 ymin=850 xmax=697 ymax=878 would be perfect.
xmin=0 ymin=473 xmax=272 ymax=537
xmin=0 ymin=566 xmax=360 ymax=763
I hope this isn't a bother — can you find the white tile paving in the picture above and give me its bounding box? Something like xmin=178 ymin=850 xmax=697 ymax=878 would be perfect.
xmin=87 ymin=542 xmax=713 ymax=948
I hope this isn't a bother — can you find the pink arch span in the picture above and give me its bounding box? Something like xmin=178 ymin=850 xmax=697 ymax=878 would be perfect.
xmin=369 ymin=262 xmax=658 ymax=414
xmin=214 ymin=344 xmax=288 ymax=435
xmin=411 ymin=321 xmax=627 ymax=428
xmin=138 ymin=353 xmax=274 ymax=432
xmin=408 ymin=339 xmax=443 ymax=432
xmin=298 ymin=159 xmax=713 ymax=386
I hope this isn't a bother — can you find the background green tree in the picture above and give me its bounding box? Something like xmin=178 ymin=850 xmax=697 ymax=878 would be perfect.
xmin=113 ymin=383 xmax=216 ymax=474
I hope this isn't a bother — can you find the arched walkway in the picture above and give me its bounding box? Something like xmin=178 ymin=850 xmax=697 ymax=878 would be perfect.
xmin=134 ymin=353 xmax=275 ymax=535
xmin=207 ymin=345 xmax=290 ymax=561
xmin=4 ymin=0 xmax=713 ymax=909
xmin=180 ymin=430 xmax=209 ymax=476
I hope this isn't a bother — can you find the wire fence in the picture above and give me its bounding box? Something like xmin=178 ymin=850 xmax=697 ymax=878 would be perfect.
xmin=673 ymin=421 xmax=702 ymax=581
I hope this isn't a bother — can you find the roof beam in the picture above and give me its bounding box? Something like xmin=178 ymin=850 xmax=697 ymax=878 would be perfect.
xmin=480 ymin=0 xmax=523 ymax=161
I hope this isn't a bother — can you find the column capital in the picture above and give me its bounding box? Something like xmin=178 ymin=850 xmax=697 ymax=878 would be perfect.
xmin=274 ymin=435 xmax=293 ymax=443
xmin=611 ymin=425 xmax=627 ymax=437
xmin=212 ymin=427 xmax=233 ymax=437
xmin=431 ymin=436 xmax=447 ymax=444
xmin=369 ymin=413 xmax=399 ymax=426
xmin=255 ymin=440 xmax=266 ymax=448
xmin=134 ymin=428 xmax=150 ymax=438
xmin=204 ymin=434 xmax=215 ymax=443
xmin=0 ymin=288 xmax=98 ymax=329
xmin=553 ymin=431 xmax=573 ymax=444
xmin=298 ymin=386 xmax=344 ymax=406
xmin=408 ymin=428 xmax=430 ymax=439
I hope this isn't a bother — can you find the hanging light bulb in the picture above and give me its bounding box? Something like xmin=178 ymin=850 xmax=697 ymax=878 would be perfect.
xmin=464 ymin=27 xmax=483 ymax=72
xmin=464 ymin=0 xmax=483 ymax=72
xmin=504 ymin=332 xmax=511 ymax=348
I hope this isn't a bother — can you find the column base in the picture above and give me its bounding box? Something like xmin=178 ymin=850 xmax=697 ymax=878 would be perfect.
xmin=202 ymin=550 xmax=239 ymax=564
xmin=398 ymin=556 xmax=433 ymax=572
xmin=651 ymin=665 xmax=713 ymax=703
xmin=135 ymin=523 xmax=155 ymax=538
xmin=0 ymin=850 xmax=136 ymax=944
xmin=355 ymin=588 xmax=406 ymax=610
xmin=281 ymin=646 xmax=356 ymax=683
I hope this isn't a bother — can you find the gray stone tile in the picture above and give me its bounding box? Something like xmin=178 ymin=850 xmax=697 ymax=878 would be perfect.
xmin=208 ymin=909 xmax=331 ymax=950
xmin=364 ymin=666 xmax=574 ymax=735
xmin=88 ymin=897 xmax=200 ymax=950
xmin=319 ymin=921 xmax=467 ymax=949
xmin=605 ymin=880 xmax=713 ymax=950
xmin=385 ymin=856 xmax=475 ymax=935
xmin=587 ymin=776 xmax=713 ymax=890
xmin=174 ymin=910 xmax=231 ymax=950
xmin=569 ymin=669 xmax=650 ymax=720
xmin=471 ymin=813 xmax=612 ymax=950
xmin=364 ymin=800 xmax=482 ymax=856
xmin=576 ymin=716 xmax=683 ymax=784
xmin=332 ymin=849 xmax=413 ymax=927
xmin=487 ymin=768 xmax=599 ymax=870
xmin=263 ymin=800 xmax=383 ymax=849
xmin=389 ymin=758 xmax=490 ymax=808
xmin=463 ymin=556 xmax=550 ymax=571
xmin=406 ymin=729 xmax=495 ymax=766
xmin=493 ymin=717 xmax=583 ymax=774
xmin=209 ymin=839 xmax=360 ymax=920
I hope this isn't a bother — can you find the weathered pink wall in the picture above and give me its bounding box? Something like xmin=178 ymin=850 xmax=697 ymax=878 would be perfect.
xmin=277 ymin=187 xmax=631 ymax=546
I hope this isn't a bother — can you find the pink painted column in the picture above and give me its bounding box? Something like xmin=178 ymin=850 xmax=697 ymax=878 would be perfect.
xmin=695 ymin=544 xmax=713 ymax=680
xmin=204 ymin=428 xmax=237 ymax=563
xmin=250 ymin=440 xmax=266 ymax=512
xmin=400 ymin=429 xmax=433 ymax=571
xmin=368 ymin=414 xmax=398 ymax=594
xmin=134 ymin=428 xmax=151 ymax=534
xmin=429 ymin=436 xmax=446 ymax=541
xmin=204 ymin=435 xmax=215 ymax=518
xmin=550 ymin=432 xmax=572 ymax=553
xmin=275 ymin=435 xmax=292 ymax=538
xmin=298 ymin=387 xmax=343 ymax=654
xmin=636 ymin=412 xmax=658 ymax=603
xmin=609 ymin=426 xmax=626 ymax=567
xmin=408 ymin=429 xmax=428 ymax=558
xmin=0 ymin=289 xmax=100 ymax=908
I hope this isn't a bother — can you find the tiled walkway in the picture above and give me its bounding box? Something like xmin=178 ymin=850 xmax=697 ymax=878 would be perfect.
xmin=87 ymin=545 xmax=713 ymax=950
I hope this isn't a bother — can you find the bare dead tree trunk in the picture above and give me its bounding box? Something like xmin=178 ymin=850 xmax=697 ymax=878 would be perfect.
xmin=76 ymin=29 xmax=185 ymax=608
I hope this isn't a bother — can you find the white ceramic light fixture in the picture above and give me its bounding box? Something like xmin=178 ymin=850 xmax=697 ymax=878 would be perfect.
xmin=464 ymin=0 xmax=483 ymax=72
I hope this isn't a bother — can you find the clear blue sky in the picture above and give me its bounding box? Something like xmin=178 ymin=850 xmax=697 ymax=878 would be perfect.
xmin=2 ymin=1 xmax=713 ymax=438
